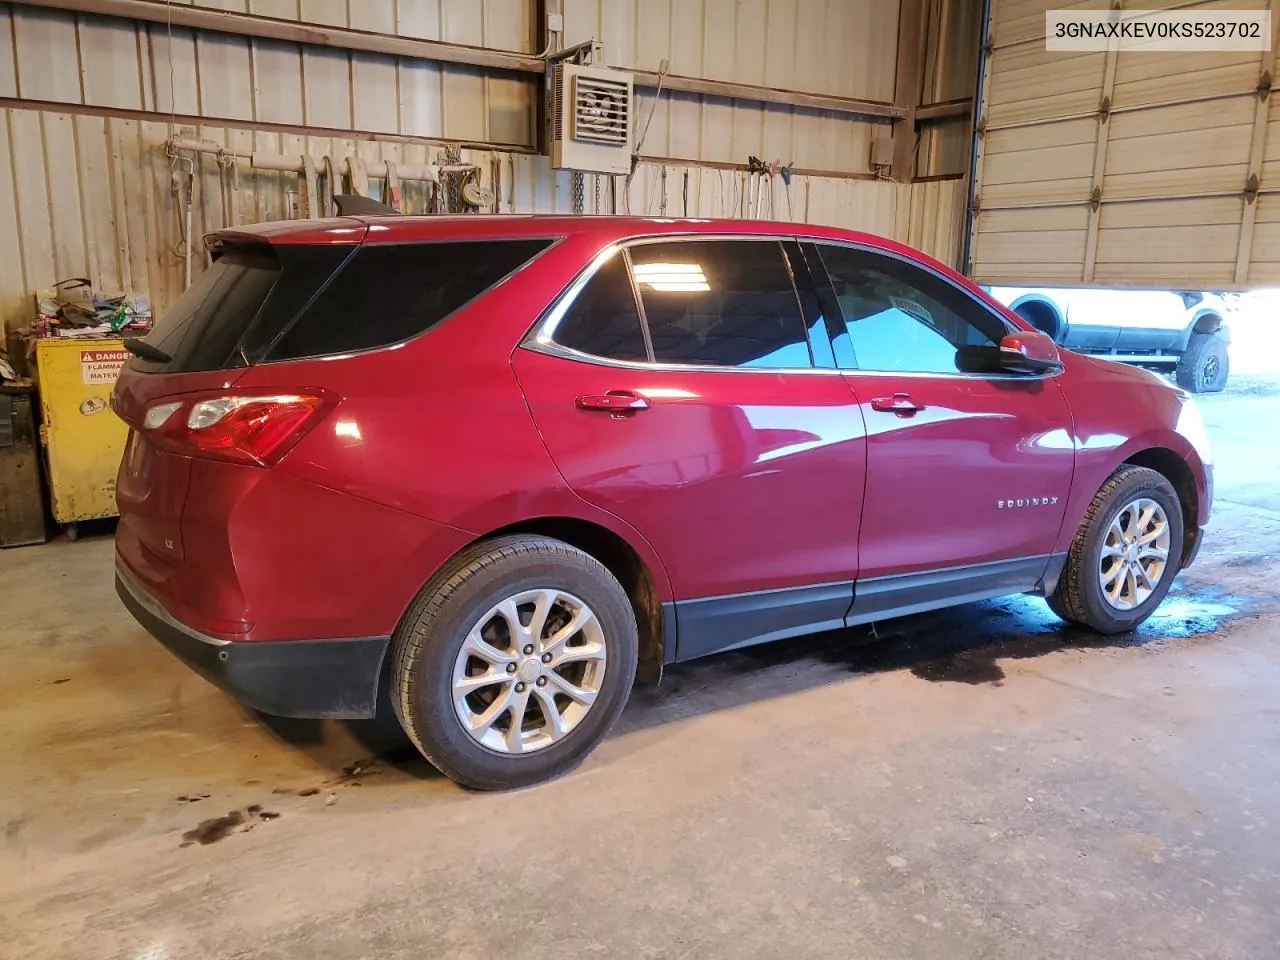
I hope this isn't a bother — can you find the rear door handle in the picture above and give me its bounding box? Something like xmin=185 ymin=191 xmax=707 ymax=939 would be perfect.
xmin=869 ymin=392 xmax=924 ymax=415
xmin=575 ymin=391 xmax=650 ymax=414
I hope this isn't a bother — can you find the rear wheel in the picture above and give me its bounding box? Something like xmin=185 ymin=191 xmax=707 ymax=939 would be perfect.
xmin=1175 ymin=332 xmax=1229 ymax=393
xmin=390 ymin=535 xmax=638 ymax=790
xmin=1048 ymin=466 xmax=1184 ymax=634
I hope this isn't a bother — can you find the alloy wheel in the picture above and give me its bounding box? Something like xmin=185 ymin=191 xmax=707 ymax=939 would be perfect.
xmin=1202 ymin=354 xmax=1221 ymax=386
xmin=451 ymin=588 xmax=607 ymax=755
xmin=1098 ymin=497 xmax=1171 ymax=611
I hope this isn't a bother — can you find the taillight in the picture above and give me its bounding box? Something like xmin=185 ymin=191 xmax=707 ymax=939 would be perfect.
xmin=142 ymin=391 xmax=336 ymax=466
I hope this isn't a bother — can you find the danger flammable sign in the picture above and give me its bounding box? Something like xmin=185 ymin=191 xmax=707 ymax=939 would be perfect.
xmin=80 ymin=348 xmax=130 ymax=385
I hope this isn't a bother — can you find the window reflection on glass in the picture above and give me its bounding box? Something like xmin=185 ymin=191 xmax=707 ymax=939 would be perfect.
xmin=817 ymin=245 xmax=1008 ymax=375
xmin=630 ymin=240 xmax=814 ymax=369
xmin=631 ymin=262 xmax=711 ymax=292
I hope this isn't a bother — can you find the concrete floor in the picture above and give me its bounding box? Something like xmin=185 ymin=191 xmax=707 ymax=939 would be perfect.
xmin=2 ymin=376 xmax=1279 ymax=960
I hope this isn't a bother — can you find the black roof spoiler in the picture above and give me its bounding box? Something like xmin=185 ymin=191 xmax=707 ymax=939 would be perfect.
xmin=332 ymin=195 xmax=400 ymax=216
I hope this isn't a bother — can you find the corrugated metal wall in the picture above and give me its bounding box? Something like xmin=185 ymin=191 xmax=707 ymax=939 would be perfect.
xmin=1 ymin=3 xmax=539 ymax=146
xmin=0 ymin=0 xmax=968 ymax=334
xmin=0 ymin=1 xmax=901 ymax=171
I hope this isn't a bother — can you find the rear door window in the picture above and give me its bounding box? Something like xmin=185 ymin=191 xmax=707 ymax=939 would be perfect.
xmin=628 ymin=240 xmax=813 ymax=368
xmin=267 ymin=239 xmax=554 ymax=362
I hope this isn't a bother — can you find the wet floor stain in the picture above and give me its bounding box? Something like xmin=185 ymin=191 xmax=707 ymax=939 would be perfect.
xmin=1222 ymin=553 xmax=1274 ymax=568
xmin=179 ymin=805 xmax=284 ymax=847
xmin=342 ymin=759 xmax=377 ymax=780
xmin=180 ymin=810 xmax=244 ymax=847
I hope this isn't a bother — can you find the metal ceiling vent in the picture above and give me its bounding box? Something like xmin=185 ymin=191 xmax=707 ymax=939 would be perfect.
xmin=550 ymin=63 xmax=633 ymax=175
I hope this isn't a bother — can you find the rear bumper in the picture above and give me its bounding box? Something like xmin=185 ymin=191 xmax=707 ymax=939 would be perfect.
xmin=116 ymin=560 xmax=388 ymax=719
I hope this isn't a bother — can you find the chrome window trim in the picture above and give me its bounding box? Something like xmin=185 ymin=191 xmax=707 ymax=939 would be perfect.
xmin=807 ymin=239 xmax=1061 ymax=383
xmin=526 ymin=232 xmax=1059 ymax=382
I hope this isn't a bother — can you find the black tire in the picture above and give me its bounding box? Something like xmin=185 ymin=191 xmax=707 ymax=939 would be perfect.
xmin=390 ymin=534 xmax=638 ymax=790
xmin=1048 ymin=466 xmax=1185 ymax=634
xmin=1175 ymin=332 xmax=1229 ymax=393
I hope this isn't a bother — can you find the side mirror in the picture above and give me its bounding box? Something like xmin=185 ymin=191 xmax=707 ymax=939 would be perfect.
xmin=999 ymin=330 xmax=1062 ymax=374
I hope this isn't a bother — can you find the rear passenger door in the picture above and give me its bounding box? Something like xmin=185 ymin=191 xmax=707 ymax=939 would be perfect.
xmin=514 ymin=237 xmax=867 ymax=661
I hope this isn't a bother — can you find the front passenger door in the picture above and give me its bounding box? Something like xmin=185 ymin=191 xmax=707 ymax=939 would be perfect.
xmin=811 ymin=243 xmax=1075 ymax=611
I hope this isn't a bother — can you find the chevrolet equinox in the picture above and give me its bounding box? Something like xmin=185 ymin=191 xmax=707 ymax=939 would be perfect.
xmin=113 ymin=216 xmax=1212 ymax=789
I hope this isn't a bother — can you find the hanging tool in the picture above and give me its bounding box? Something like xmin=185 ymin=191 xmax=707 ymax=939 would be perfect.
xmin=320 ymin=156 xmax=335 ymax=218
xmin=682 ymin=169 xmax=689 ymax=217
xmin=780 ymin=162 xmax=794 ymax=220
xmin=348 ymin=155 xmax=370 ymax=198
xmin=301 ymin=153 xmax=318 ymax=218
xmin=745 ymin=156 xmax=766 ymax=219
xmin=385 ymin=160 xmax=402 ymax=211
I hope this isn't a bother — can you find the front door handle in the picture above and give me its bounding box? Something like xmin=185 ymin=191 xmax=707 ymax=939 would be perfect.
xmin=575 ymin=391 xmax=650 ymax=414
xmin=869 ymin=393 xmax=924 ymax=416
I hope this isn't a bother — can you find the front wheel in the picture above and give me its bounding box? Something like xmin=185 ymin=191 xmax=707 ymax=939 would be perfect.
xmin=1048 ymin=466 xmax=1185 ymax=634
xmin=1175 ymin=332 xmax=1229 ymax=393
xmin=390 ymin=535 xmax=638 ymax=790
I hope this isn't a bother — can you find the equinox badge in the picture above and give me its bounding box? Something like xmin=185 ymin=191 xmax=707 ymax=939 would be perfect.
xmin=998 ymin=497 xmax=1060 ymax=509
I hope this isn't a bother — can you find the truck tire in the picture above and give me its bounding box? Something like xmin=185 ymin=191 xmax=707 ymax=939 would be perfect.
xmin=1048 ymin=466 xmax=1184 ymax=635
xmin=390 ymin=534 xmax=638 ymax=790
xmin=1175 ymin=332 xmax=1229 ymax=393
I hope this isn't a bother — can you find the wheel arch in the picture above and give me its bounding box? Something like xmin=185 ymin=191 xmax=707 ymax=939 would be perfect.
xmin=462 ymin=516 xmax=672 ymax=684
xmin=1181 ymin=309 xmax=1224 ymax=349
xmin=1121 ymin=447 xmax=1199 ymax=561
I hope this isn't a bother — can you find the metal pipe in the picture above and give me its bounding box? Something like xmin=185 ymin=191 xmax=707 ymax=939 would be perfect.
xmin=166 ymin=136 xmax=475 ymax=182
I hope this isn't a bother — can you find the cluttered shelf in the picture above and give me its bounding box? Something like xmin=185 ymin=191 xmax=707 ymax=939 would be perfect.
xmin=34 ymin=277 xmax=153 ymax=341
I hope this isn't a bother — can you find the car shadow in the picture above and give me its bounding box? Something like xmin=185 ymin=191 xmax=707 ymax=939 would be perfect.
xmin=613 ymin=583 xmax=1240 ymax=736
xmin=257 ymin=582 xmax=1240 ymax=784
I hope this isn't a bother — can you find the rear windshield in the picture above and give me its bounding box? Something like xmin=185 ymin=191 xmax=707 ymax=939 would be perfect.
xmin=136 ymin=246 xmax=286 ymax=372
xmin=131 ymin=237 xmax=554 ymax=372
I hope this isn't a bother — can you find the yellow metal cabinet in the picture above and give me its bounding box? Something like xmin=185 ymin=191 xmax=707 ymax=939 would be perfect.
xmin=34 ymin=338 xmax=131 ymax=535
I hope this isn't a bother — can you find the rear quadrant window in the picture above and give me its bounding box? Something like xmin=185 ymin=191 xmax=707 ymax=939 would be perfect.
xmin=629 ymin=240 xmax=813 ymax=369
xmin=551 ymin=251 xmax=649 ymax=362
xmin=267 ymin=238 xmax=554 ymax=362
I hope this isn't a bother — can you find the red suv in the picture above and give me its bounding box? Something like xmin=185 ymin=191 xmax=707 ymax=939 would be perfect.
xmin=112 ymin=216 xmax=1212 ymax=789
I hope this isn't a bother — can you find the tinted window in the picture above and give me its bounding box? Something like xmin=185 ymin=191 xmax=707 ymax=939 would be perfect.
xmin=817 ymin=245 xmax=1009 ymax=374
xmin=552 ymin=252 xmax=648 ymax=361
xmin=268 ymin=239 xmax=554 ymax=362
xmin=629 ymin=240 xmax=812 ymax=368
xmin=134 ymin=246 xmax=282 ymax=373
